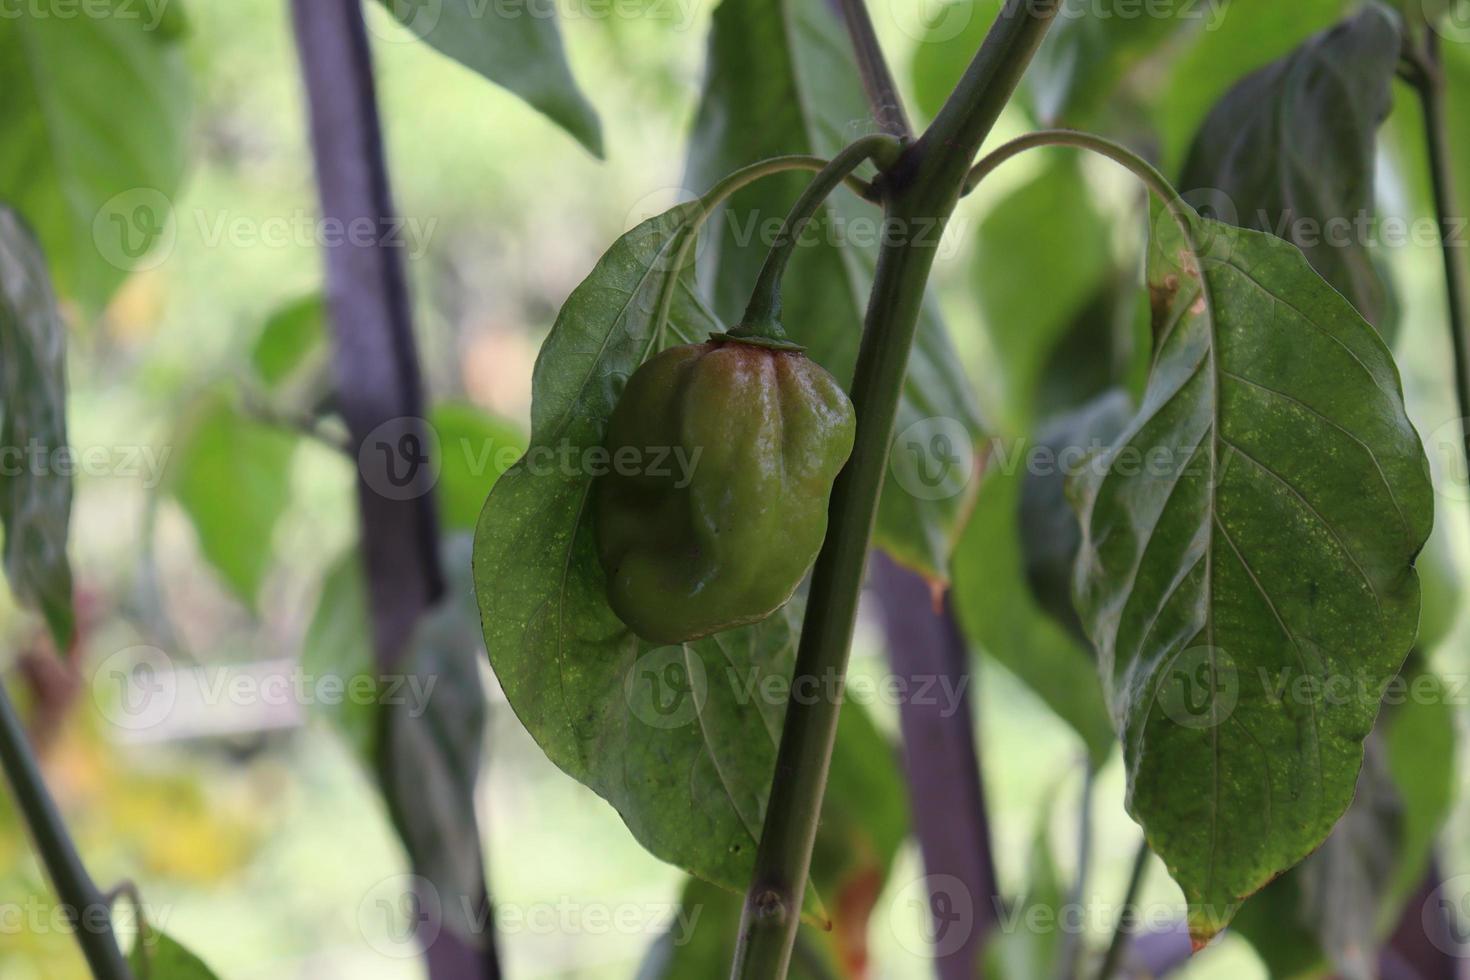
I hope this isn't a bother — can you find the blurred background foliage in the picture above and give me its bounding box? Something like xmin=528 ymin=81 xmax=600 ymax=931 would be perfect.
xmin=0 ymin=0 xmax=1467 ymax=977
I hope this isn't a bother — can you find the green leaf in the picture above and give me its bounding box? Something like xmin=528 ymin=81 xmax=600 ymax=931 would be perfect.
xmin=473 ymin=202 xmax=826 ymax=914
xmin=1070 ymin=207 xmax=1433 ymax=943
xmin=952 ymin=395 xmax=1120 ymax=766
xmin=251 ymin=295 xmax=326 ymax=389
xmin=303 ymin=551 xmax=376 ymax=761
xmin=973 ymin=153 xmax=1114 ymax=433
xmin=129 ymin=925 xmax=221 ymax=980
xmin=685 ymin=0 xmax=983 ymax=581
xmin=0 ymin=2 xmax=191 ymax=308
xmin=1151 ymin=0 xmax=1357 ymax=170
xmin=0 ymin=208 xmax=74 ymax=647
xmin=169 ymin=394 xmax=298 ymax=606
xmin=1227 ymin=668 xmax=1456 ymax=977
xmin=372 ymin=0 xmax=602 ymax=157
xmin=982 ymin=786 xmax=1068 ymax=980
xmin=1178 ymin=7 xmax=1402 ymax=333
xmin=429 ymin=401 xmax=526 ymax=532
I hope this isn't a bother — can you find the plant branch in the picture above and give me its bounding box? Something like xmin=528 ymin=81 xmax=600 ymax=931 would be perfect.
xmin=1096 ymin=841 xmax=1150 ymax=980
xmin=1055 ymin=762 xmax=1097 ymax=980
xmin=0 ymin=679 xmax=132 ymax=980
xmin=729 ymin=3 xmax=1062 ymax=976
xmin=1404 ymin=34 xmax=1470 ymax=521
xmin=739 ymin=134 xmax=903 ymax=332
xmin=827 ymin=0 xmax=912 ymax=138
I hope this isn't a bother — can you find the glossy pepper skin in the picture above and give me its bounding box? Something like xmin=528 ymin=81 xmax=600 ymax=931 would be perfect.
xmin=593 ymin=338 xmax=856 ymax=646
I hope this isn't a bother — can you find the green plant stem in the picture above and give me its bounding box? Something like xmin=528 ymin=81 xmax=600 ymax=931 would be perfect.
xmin=0 ymin=680 xmax=132 ymax=980
xmin=1096 ymin=841 xmax=1150 ymax=980
xmin=729 ymin=3 xmax=1062 ymax=977
xmin=738 ymin=134 xmax=903 ymax=334
xmin=1407 ymin=35 xmax=1470 ymax=516
xmin=830 ymin=0 xmax=912 ymax=138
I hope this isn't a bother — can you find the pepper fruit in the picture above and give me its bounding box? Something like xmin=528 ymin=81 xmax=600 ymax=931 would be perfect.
xmin=593 ymin=337 xmax=856 ymax=645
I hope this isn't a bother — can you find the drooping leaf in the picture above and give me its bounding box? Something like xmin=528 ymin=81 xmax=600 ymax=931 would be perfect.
xmin=973 ymin=153 xmax=1114 ymax=433
xmin=473 ymin=202 xmax=825 ymax=914
xmin=129 ymin=925 xmax=221 ymax=980
xmin=1070 ymin=206 xmax=1433 ymax=943
xmin=0 ymin=208 xmax=73 ymax=647
xmin=169 ymin=394 xmax=298 ymax=606
xmin=371 ymin=0 xmax=602 ymax=157
xmin=0 ymin=1 xmax=190 ymax=308
xmin=430 ymin=402 xmax=525 ymax=533
xmin=685 ymin=0 xmax=984 ymax=581
xmin=952 ymin=394 xmax=1120 ymax=766
xmin=1151 ymin=0 xmax=1358 ymax=170
xmin=1178 ymin=6 xmax=1402 ymax=333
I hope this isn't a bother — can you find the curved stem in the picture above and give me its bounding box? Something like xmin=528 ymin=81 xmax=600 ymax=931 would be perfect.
xmin=0 ymin=679 xmax=132 ymax=980
xmin=738 ymin=134 xmax=903 ymax=336
xmin=1404 ymin=35 xmax=1470 ymax=522
xmin=729 ymin=2 xmax=1063 ymax=976
xmin=1096 ymin=841 xmax=1151 ymax=980
xmin=965 ymin=129 xmax=1181 ymax=216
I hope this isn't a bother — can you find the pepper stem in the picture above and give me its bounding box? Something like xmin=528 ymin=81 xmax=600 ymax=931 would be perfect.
xmin=733 ymin=134 xmax=904 ymax=342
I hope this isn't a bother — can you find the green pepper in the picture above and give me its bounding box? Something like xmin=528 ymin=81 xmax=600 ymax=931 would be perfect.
xmin=593 ymin=337 xmax=856 ymax=645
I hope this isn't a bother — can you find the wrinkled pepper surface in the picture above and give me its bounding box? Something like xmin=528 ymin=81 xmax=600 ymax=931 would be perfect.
xmin=593 ymin=337 xmax=856 ymax=645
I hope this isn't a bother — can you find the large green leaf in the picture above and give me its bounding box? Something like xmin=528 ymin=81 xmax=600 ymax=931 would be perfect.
xmin=0 ymin=1 xmax=190 ymax=308
xmin=372 ymin=0 xmax=602 ymax=157
xmin=685 ymin=0 xmax=983 ymax=581
xmin=0 ymin=208 xmax=73 ymax=647
xmin=973 ymin=153 xmax=1114 ymax=433
xmin=169 ymin=394 xmax=298 ymax=606
xmin=473 ymin=202 xmax=824 ymax=913
xmin=1070 ymin=207 xmax=1433 ymax=943
xmin=1178 ymin=7 xmax=1401 ymax=333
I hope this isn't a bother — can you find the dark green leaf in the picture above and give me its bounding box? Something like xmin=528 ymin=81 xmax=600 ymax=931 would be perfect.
xmin=0 ymin=2 xmax=190 ymax=308
xmin=685 ymin=0 xmax=984 ymax=580
xmin=1151 ymin=0 xmax=1357 ymax=169
xmin=430 ymin=402 xmax=526 ymax=533
xmin=1071 ymin=207 xmax=1433 ymax=942
xmin=0 ymin=208 xmax=73 ymax=647
xmin=372 ymin=0 xmax=602 ymax=157
xmin=1178 ymin=7 xmax=1402 ymax=332
xmin=129 ymin=925 xmax=221 ymax=980
xmin=473 ymin=202 xmax=825 ymax=914
xmin=973 ymin=153 xmax=1114 ymax=432
xmin=169 ymin=395 xmax=298 ymax=606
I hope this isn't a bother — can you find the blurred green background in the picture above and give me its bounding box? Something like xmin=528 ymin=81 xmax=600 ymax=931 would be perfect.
xmin=1 ymin=1 xmax=1466 ymax=978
